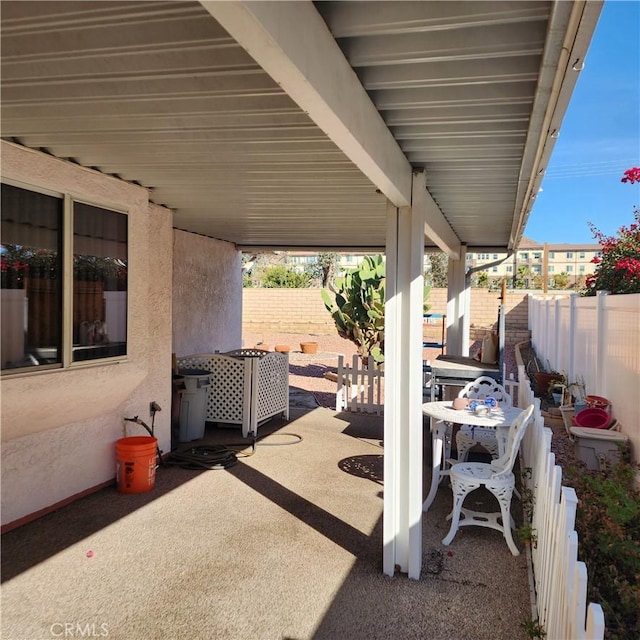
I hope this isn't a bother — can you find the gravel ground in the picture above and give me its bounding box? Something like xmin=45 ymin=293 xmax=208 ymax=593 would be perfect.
xmin=243 ymin=331 xmax=576 ymax=469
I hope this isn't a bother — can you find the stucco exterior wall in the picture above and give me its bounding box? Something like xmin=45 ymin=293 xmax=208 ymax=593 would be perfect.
xmin=1 ymin=142 xmax=174 ymax=528
xmin=172 ymin=230 xmax=242 ymax=357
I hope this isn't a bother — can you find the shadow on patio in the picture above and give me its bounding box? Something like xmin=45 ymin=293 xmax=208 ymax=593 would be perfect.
xmin=1 ymin=403 xmax=531 ymax=640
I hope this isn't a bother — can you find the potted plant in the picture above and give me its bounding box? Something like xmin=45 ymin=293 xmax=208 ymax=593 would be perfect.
xmin=299 ymin=341 xmax=318 ymax=354
xmin=274 ymin=344 xmax=290 ymax=354
xmin=532 ymin=364 xmax=565 ymax=399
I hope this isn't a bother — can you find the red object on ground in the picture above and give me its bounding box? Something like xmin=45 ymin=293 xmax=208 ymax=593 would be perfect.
xmin=573 ymin=408 xmax=610 ymax=429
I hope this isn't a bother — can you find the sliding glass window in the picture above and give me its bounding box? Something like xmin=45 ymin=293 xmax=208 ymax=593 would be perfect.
xmin=1 ymin=182 xmax=128 ymax=372
xmin=73 ymin=202 xmax=127 ymax=362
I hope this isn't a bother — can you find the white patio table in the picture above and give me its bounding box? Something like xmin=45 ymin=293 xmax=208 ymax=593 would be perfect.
xmin=422 ymin=401 xmax=525 ymax=512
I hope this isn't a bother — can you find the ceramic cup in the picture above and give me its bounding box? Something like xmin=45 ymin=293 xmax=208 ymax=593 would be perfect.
xmin=452 ymin=397 xmax=469 ymax=410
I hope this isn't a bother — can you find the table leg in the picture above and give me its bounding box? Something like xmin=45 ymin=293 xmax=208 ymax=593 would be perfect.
xmin=423 ymin=418 xmax=447 ymax=512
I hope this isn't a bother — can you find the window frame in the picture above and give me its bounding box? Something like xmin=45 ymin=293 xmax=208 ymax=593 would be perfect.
xmin=1 ymin=178 xmax=129 ymax=376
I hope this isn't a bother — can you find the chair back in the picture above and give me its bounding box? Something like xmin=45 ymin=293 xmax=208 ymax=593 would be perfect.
xmin=490 ymin=404 xmax=535 ymax=477
xmin=458 ymin=375 xmax=512 ymax=408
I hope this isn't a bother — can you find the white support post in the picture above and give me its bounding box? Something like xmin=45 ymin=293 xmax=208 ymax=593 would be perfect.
xmin=459 ymin=245 xmax=471 ymax=356
xmin=446 ymin=253 xmax=467 ymax=356
xmin=383 ymin=194 xmax=424 ymax=580
xmin=383 ymin=200 xmax=400 ymax=577
xmin=568 ymin=294 xmax=577 ymax=387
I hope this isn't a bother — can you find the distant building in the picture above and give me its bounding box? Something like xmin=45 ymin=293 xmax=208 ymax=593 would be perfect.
xmin=467 ymin=237 xmax=602 ymax=288
xmin=281 ymin=239 xmax=603 ymax=289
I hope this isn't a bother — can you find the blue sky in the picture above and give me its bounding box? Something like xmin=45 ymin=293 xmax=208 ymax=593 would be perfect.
xmin=524 ymin=0 xmax=640 ymax=245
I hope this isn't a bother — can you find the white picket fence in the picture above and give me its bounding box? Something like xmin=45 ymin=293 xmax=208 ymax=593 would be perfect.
xmin=518 ymin=362 xmax=605 ymax=640
xmin=335 ymin=356 xmax=520 ymax=415
xmin=335 ymin=355 xmax=384 ymax=415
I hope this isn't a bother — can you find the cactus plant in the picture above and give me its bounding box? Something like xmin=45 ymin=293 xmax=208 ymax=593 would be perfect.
xmin=321 ymin=255 xmax=430 ymax=364
xmin=321 ymin=255 xmax=385 ymax=364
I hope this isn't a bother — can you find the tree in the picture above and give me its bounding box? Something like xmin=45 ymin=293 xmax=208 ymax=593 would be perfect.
xmin=514 ymin=265 xmax=531 ymax=289
xmin=474 ymin=271 xmax=489 ymax=288
xmin=242 ymin=252 xmax=284 ymax=288
xmin=583 ymin=167 xmax=640 ymax=296
xmin=425 ymin=252 xmax=448 ymax=288
xmin=261 ymin=264 xmax=312 ymax=288
xmin=531 ymin=273 xmax=544 ymax=290
xmin=550 ymin=272 xmax=570 ymax=289
xmin=316 ymin=252 xmax=339 ymax=288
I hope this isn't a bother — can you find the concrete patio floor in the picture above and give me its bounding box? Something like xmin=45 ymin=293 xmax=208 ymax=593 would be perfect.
xmin=1 ymin=393 xmax=532 ymax=640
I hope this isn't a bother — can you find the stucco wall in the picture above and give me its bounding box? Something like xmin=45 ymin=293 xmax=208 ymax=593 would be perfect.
xmin=1 ymin=142 xmax=174 ymax=528
xmin=172 ymin=230 xmax=242 ymax=356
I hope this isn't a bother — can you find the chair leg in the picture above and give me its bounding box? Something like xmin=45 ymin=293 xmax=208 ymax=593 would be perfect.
xmin=495 ymin=486 xmax=519 ymax=556
xmin=442 ymin=482 xmax=474 ymax=547
xmin=456 ymin=441 xmax=470 ymax=462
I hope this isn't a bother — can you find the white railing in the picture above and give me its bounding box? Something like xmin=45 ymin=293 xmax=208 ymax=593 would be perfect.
xmin=528 ymin=292 xmax=640 ymax=461
xmin=335 ymin=355 xmax=384 ymax=415
xmin=518 ymin=360 xmax=605 ymax=640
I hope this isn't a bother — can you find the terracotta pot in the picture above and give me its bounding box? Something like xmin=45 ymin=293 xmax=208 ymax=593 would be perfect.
xmin=300 ymin=341 xmax=318 ymax=355
xmin=274 ymin=345 xmax=290 ymax=353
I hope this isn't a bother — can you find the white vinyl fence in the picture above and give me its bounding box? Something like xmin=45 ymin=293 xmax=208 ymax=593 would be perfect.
xmin=528 ymin=291 xmax=640 ymax=461
xmin=518 ymin=364 xmax=605 ymax=640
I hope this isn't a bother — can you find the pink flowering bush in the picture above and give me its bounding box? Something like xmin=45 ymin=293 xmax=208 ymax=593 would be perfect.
xmin=584 ymin=168 xmax=640 ymax=296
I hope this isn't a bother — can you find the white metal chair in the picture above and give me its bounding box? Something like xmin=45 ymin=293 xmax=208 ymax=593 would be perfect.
xmin=455 ymin=376 xmax=513 ymax=462
xmin=442 ymin=404 xmax=535 ymax=556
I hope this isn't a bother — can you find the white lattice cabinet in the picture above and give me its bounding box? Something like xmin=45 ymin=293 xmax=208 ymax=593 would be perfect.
xmin=177 ymin=349 xmax=289 ymax=437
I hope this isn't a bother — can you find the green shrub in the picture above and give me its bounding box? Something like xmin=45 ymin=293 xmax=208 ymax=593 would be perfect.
xmin=564 ymin=453 xmax=640 ymax=639
xmin=260 ymin=265 xmax=312 ymax=288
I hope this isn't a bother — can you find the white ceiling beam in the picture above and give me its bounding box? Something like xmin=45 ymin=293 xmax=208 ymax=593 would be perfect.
xmin=412 ymin=171 xmax=460 ymax=260
xmin=201 ymin=0 xmax=412 ymax=207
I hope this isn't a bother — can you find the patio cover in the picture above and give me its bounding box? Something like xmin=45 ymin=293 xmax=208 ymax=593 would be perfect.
xmin=0 ymin=0 xmax=603 ymax=578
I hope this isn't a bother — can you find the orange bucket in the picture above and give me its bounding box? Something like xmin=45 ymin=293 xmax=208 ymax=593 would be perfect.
xmin=116 ymin=436 xmax=158 ymax=494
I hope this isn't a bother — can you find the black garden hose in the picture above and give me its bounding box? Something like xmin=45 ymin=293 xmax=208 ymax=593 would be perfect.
xmin=164 ymin=445 xmax=241 ymax=470
xmin=164 ymin=432 xmax=303 ymax=470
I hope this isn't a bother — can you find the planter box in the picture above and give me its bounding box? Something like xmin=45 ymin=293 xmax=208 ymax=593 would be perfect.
xmin=569 ymin=426 xmax=628 ymax=471
xmin=533 ymin=372 xmax=565 ymax=397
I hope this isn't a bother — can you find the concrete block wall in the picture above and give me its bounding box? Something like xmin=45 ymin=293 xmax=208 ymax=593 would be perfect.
xmin=243 ymin=288 xmax=531 ymax=344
